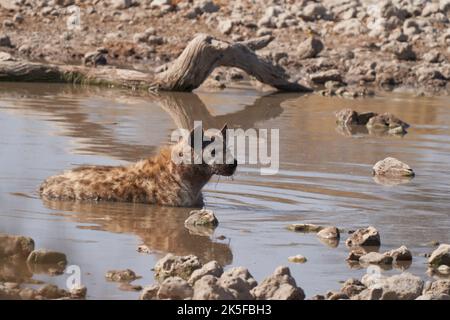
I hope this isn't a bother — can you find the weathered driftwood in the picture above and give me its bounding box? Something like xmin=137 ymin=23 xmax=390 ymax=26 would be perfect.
xmin=0 ymin=60 xmax=154 ymax=89
xmin=0 ymin=34 xmax=310 ymax=92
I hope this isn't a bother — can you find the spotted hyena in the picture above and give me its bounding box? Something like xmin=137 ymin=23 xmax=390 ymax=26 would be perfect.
xmin=39 ymin=125 xmax=237 ymax=207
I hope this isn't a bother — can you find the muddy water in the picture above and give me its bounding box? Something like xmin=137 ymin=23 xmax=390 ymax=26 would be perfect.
xmin=0 ymin=82 xmax=449 ymax=299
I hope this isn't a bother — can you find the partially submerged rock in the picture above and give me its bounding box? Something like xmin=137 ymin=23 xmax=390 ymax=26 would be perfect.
xmin=0 ymin=234 xmax=35 ymax=259
xmin=335 ymin=109 xmax=409 ymax=135
xmin=372 ymin=175 xmax=414 ymax=186
xmin=70 ymin=285 xmax=87 ymax=299
xmin=287 ymin=223 xmax=323 ymax=233
xmin=346 ymin=226 xmax=381 ymax=247
xmin=372 ymin=157 xmax=415 ymax=177
xmin=184 ymin=209 xmax=219 ymax=227
xmin=359 ymin=252 xmax=393 ymax=266
xmin=335 ymin=108 xmax=376 ymax=126
xmin=118 ymin=283 xmax=143 ymax=292
xmin=184 ymin=209 xmax=219 ymax=236
xmin=154 ymin=254 xmax=202 ymax=282
xmin=366 ymin=113 xmax=410 ymax=134
xmin=251 ymin=266 xmax=305 ymax=300
xmin=37 ymin=284 xmax=70 ymax=300
xmin=157 ymin=276 xmax=193 ymax=300
xmin=26 ymin=249 xmax=67 ymax=265
xmin=317 ymin=226 xmax=340 ymax=240
xmin=385 ymin=245 xmax=413 ymax=262
xmin=428 ymin=244 xmax=450 ymax=268
xmin=105 ymin=269 xmax=139 ymax=282
xmin=288 ymin=255 xmax=307 ymax=263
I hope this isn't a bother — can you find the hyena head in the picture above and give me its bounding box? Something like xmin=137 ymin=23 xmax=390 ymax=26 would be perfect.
xmin=171 ymin=124 xmax=238 ymax=178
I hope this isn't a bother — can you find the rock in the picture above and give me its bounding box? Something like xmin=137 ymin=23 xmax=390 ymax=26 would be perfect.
xmin=0 ymin=234 xmax=35 ymax=259
xmin=424 ymin=280 xmax=450 ymax=296
xmin=3 ymin=20 xmax=14 ymax=28
xmin=256 ymin=28 xmax=272 ymax=37
xmin=288 ymin=255 xmax=307 ymax=263
xmin=317 ymin=226 xmax=340 ymax=240
xmin=188 ymin=261 xmax=223 ymax=285
xmin=18 ymin=44 xmax=31 ymax=55
xmin=148 ymin=35 xmax=164 ymax=45
xmin=0 ymin=34 xmax=12 ymax=48
xmin=197 ymin=0 xmax=220 ymax=13
xmin=333 ymin=18 xmax=368 ymax=36
xmin=416 ymin=293 xmax=450 ymax=300
xmin=218 ymin=267 xmax=257 ymax=299
xmin=105 ymin=269 xmax=139 ymax=282
xmin=366 ymin=113 xmax=409 ymax=134
xmin=251 ymin=266 xmax=305 ymax=300
xmin=111 ymin=0 xmax=132 ymax=10
xmin=133 ymin=32 xmax=148 ymax=43
xmin=394 ymin=43 xmax=417 ymax=61
xmin=335 ymin=109 xmax=377 ymax=126
xmin=192 ymin=275 xmax=236 ymax=300
xmin=310 ymin=69 xmax=342 ymax=84
xmin=184 ymin=209 xmax=218 ymax=227
xmin=385 ymin=246 xmax=413 ymax=262
xmin=359 ymin=252 xmax=393 ymax=265
xmin=26 ymin=249 xmax=67 ymax=266
xmin=346 ymin=250 xmax=364 ymax=262
xmin=341 ymin=279 xmax=366 ymax=298
xmin=118 ymin=283 xmax=143 ymax=291
xmin=19 ymin=287 xmax=37 ymax=300
xmin=83 ymin=48 xmax=108 ymax=67
xmin=154 ymin=254 xmax=202 ymax=281
xmin=352 ymin=287 xmax=384 ymax=300
xmin=428 ymin=244 xmax=450 ymax=267
xmin=37 ymin=284 xmax=69 ymax=300
xmin=70 ymin=285 xmax=87 ymax=299
xmin=151 ymin=0 xmax=171 ymax=8
xmin=372 ymin=157 xmax=415 ymax=177
xmin=301 ymin=3 xmax=327 ymax=21
xmin=157 ymin=276 xmax=193 ymax=300
xmin=140 ymin=284 xmax=159 ymax=300
xmin=423 ymin=50 xmax=443 ymax=63
xmin=327 ymin=292 xmax=349 ymax=300
xmin=287 ymin=223 xmax=323 ymax=233
xmin=345 ymin=226 xmax=381 ymax=247
xmin=422 ymin=3 xmax=440 ymax=17
xmin=218 ymin=20 xmax=233 ymax=35
xmin=56 ymin=0 xmax=75 ymax=6
xmin=297 ymin=37 xmax=323 ymax=59
xmin=362 ymin=272 xmax=424 ymax=300
xmin=437 ymin=265 xmax=450 ymax=274
xmin=137 ymin=244 xmax=152 ymax=254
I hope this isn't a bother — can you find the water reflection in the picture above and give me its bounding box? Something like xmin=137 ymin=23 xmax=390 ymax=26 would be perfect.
xmin=42 ymin=199 xmax=233 ymax=267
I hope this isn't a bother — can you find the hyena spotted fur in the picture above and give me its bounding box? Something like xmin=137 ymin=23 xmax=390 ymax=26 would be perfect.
xmin=39 ymin=125 xmax=237 ymax=207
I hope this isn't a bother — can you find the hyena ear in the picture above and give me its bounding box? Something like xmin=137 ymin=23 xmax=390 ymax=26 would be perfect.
xmin=188 ymin=126 xmax=204 ymax=149
xmin=220 ymin=123 xmax=228 ymax=138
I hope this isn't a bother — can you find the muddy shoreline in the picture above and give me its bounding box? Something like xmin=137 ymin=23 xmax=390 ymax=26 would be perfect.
xmin=2 ymin=228 xmax=449 ymax=300
xmin=0 ymin=0 xmax=449 ymax=96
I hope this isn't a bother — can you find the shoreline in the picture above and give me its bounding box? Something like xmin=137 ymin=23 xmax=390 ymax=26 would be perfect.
xmin=0 ymin=0 xmax=449 ymax=96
